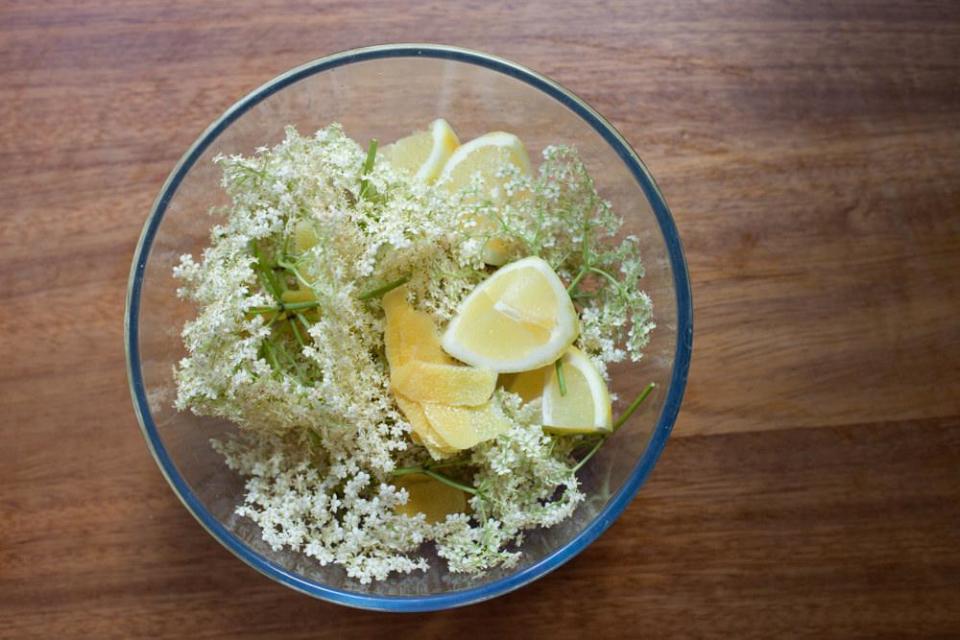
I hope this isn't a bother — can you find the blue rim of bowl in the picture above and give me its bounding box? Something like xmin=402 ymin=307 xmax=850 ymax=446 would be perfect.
xmin=124 ymin=43 xmax=693 ymax=612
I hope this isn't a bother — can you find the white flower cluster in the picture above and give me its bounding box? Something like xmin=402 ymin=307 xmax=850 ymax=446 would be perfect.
xmin=174 ymin=125 xmax=651 ymax=583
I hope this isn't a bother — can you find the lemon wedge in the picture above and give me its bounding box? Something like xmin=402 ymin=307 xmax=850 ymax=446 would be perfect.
xmin=542 ymin=346 xmax=612 ymax=434
xmin=383 ymin=286 xmax=455 ymax=369
xmin=438 ymin=131 xmax=531 ymax=194
xmin=394 ymin=394 xmax=457 ymax=459
xmin=438 ymin=131 xmax=532 ymax=266
xmin=393 ymin=473 xmax=466 ymax=523
xmin=441 ymin=256 xmax=579 ymax=373
xmin=422 ymin=401 xmax=511 ymax=450
xmin=383 ymin=118 xmax=460 ymax=183
xmin=504 ymin=365 xmax=550 ymax=404
xmin=391 ymin=360 xmax=497 ymax=406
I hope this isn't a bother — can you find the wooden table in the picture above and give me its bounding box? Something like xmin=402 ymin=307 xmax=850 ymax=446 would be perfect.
xmin=4 ymin=1 xmax=960 ymax=637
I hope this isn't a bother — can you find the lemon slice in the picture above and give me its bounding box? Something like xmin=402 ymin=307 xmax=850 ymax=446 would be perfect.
xmin=393 ymin=473 xmax=466 ymax=523
xmin=439 ymin=131 xmax=531 ymax=194
xmin=441 ymin=256 xmax=579 ymax=373
xmin=292 ymin=220 xmax=319 ymax=253
xmin=394 ymin=394 xmax=456 ymax=459
xmin=542 ymin=346 xmax=612 ymax=434
xmin=439 ymin=131 xmax=532 ymax=266
xmin=422 ymin=401 xmax=511 ymax=450
xmin=504 ymin=365 xmax=550 ymax=403
xmin=383 ymin=118 xmax=460 ymax=183
xmin=383 ymin=286 xmax=455 ymax=369
xmin=391 ymin=360 xmax=497 ymax=406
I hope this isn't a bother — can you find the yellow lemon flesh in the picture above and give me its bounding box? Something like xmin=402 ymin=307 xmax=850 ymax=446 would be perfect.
xmin=393 ymin=394 xmax=457 ymax=458
xmin=542 ymin=346 xmax=612 ymax=435
xmin=504 ymin=365 xmax=551 ymax=404
xmin=422 ymin=402 xmax=511 ymax=451
xmin=438 ymin=131 xmax=532 ymax=266
xmin=441 ymin=256 xmax=579 ymax=373
xmin=393 ymin=473 xmax=466 ymax=524
xmin=383 ymin=285 xmax=505 ymax=456
xmin=391 ymin=360 xmax=497 ymax=406
xmin=383 ymin=118 xmax=460 ymax=183
xmin=383 ymin=287 xmax=455 ymax=369
xmin=439 ymin=131 xmax=531 ymax=194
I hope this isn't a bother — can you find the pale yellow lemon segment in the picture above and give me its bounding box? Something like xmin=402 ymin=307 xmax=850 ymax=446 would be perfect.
xmin=422 ymin=402 xmax=511 ymax=450
xmin=441 ymin=256 xmax=579 ymax=373
xmin=505 ymin=365 xmax=550 ymax=404
xmin=391 ymin=361 xmax=497 ymax=406
xmin=383 ymin=118 xmax=460 ymax=183
xmin=438 ymin=131 xmax=531 ymax=195
xmin=438 ymin=131 xmax=532 ymax=266
xmin=292 ymin=220 xmax=319 ymax=253
xmin=394 ymin=394 xmax=457 ymax=459
xmin=393 ymin=473 xmax=466 ymax=523
xmin=280 ymin=288 xmax=316 ymax=304
xmin=542 ymin=346 xmax=612 ymax=434
xmin=382 ymin=287 xmax=455 ymax=369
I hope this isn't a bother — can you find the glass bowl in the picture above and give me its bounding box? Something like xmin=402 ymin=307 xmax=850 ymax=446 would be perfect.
xmin=124 ymin=44 xmax=692 ymax=611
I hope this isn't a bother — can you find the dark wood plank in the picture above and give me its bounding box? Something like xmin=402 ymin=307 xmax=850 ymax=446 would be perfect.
xmin=2 ymin=0 xmax=960 ymax=637
xmin=5 ymin=418 xmax=959 ymax=638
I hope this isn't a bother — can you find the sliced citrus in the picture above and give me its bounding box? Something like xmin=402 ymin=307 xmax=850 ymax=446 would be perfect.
xmin=441 ymin=256 xmax=579 ymax=373
xmin=438 ymin=131 xmax=531 ymax=195
xmin=422 ymin=401 xmax=511 ymax=450
xmin=383 ymin=118 xmax=460 ymax=183
xmin=393 ymin=473 xmax=466 ymax=523
xmin=391 ymin=360 xmax=497 ymax=406
xmin=394 ymin=394 xmax=456 ymax=459
xmin=438 ymin=131 xmax=532 ymax=266
xmin=280 ymin=288 xmax=315 ymax=305
xmin=504 ymin=365 xmax=550 ymax=404
xmin=292 ymin=220 xmax=319 ymax=253
xmin=541 ymin=346 xmax=612 ymax=434
xmin=383 ymin=286 xmax=455 ymax=369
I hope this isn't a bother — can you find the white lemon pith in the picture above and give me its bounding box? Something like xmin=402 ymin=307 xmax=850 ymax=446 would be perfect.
xmin=542 ymin=346 xmax=612 ymax=434
xmin=438 ymin=131 xmax=531 ymax=265
xmin=383 ymin=118 xmax=460 ymax=183
xmin=441 ymin=256 xmax=579 ymax=373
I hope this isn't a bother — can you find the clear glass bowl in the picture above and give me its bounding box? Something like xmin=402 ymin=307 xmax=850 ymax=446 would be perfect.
xmin=124 ymin=44 xmax=692 ymax=611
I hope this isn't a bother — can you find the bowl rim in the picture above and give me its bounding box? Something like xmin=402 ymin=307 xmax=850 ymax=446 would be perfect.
xmin=124 ymin=43 xmax=693 ymax=612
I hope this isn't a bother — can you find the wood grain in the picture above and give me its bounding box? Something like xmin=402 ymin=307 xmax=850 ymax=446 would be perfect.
xmin=2 ymin=1 xmax=960 ymax=637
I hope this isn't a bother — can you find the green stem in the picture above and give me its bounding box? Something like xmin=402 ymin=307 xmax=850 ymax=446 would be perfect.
xmin=294 ymin=312 xmax=312 ymax=333
xmin=555 ymin=358 xmax=568 ymax=396
xmin=391 ymin=466 xmax=425 ymax=477
xmin=276 ymin=259 xmax=315 ymax=291
xmin=262 ymin=340 xmax=281 ymax=375
xmin=589 ymin=266 xmax=626 ymax=295
xmin=289 ymin=315 xmax=306 ymax=348
xmin=573 ymin=436 xmax=606 ymax=473
xmin=358 ymin=139 xmax=379 ymax=200
xmin=251 ymin=242 xmax=282 ymax=301
xmin=422 ymin=469 xmax=479 ymax=496
xmin=566 ymin=266 xmax=588 ymax=293
xmin=612 ymin=382 xmax=656 ymax=432
xmin=358 ymin=274 xmax=410 ymax=301
xmin=573 ymin=382 xmax=656 ymax=473
xmin=391 ymin=465 xmax=480 ymax=497
xmin=284 ymin=300 xmax=320 ymax=311
xmin=249 ymin=300 xmax=321 ymax=314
